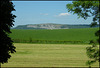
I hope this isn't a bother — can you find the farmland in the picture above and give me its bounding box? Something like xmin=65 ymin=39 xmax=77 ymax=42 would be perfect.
xmin=10 ymin=28 xmax=99 ymax=44
xmin=1 ymin=28 xmax=99 ymax=67
xmin=1 ymin=43 xmax=99 ymax=67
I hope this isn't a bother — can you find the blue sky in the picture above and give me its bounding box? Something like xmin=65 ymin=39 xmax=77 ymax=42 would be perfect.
xmin=12 ymin=1 xmax=93 ymax=27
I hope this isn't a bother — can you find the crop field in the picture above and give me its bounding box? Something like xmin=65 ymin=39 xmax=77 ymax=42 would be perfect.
xmin=1 ymin=43 xmax=99 ymax=67
xmin=10 ymin=28 xmax=99 ymax=44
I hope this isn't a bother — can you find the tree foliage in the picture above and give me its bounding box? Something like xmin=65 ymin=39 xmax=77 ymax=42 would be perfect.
xmin=67 ymin=1 xmax=99 ymax=25
xmin=66 ymin=1 xmax=99 ymax=67
xmin=0 ymin=0 xmax=16 ymax=64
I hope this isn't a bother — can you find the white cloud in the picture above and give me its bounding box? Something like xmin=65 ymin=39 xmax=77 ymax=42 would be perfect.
xmin=40 ymin=13 xmax=48 ymax=15
xmin=58 ymin=13 xmax=70 ymax=16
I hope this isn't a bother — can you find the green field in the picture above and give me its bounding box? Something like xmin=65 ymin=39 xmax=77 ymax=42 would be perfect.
xmin=10 ymin=28 xmax=99 ymax=44
xmin=1 ymin=43 xmax=99 ymax=67
xmin=2 ymin=28 xmax=99 ymax=67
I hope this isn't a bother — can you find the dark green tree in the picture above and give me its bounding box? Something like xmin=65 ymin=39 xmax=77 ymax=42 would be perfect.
xmin=66 ymin=1 xmax=99 ymax=67
xmin=0 ymin=0 xmax=16 ymax=65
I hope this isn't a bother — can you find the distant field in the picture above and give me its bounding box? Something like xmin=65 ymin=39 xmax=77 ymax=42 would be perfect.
xmin=10 ymin=28 xmax=99 ymax=44
xmin=2 ymin=43 xmax=99 ymax=67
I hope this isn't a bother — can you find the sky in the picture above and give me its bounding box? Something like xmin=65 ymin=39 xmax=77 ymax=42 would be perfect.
xmin=12 ymin=1 xmax=93 ymax=27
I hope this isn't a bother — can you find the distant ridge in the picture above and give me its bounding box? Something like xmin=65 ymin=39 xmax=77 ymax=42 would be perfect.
xmin=13 ymin=23 xmax=99 ymax=29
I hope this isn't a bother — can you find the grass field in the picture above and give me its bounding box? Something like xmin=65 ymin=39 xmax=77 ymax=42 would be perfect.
xmin=10 ymin=28 xmax=99 ymax=44
xmin=1 ymin=43 xmax=99 ymax=67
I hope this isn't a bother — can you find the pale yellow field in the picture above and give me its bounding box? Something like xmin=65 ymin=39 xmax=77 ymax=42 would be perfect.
xmin=1 ymin=43 xmax=99 ymax=67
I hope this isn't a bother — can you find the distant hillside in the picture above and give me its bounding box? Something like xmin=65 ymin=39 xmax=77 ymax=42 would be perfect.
xmin=13 ymin=23 xmax=99 ymax=29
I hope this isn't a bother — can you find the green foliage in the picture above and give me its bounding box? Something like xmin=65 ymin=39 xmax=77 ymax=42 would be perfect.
xmin=0 ymin=0 xmax=16 ymax=64
xmin=86 ymin=44 xmax=99 ymax=67
xmin=10 ymin=28 xmax=99 ymax=44
xmin=67 ymin=1 xmax=99 ymax=22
